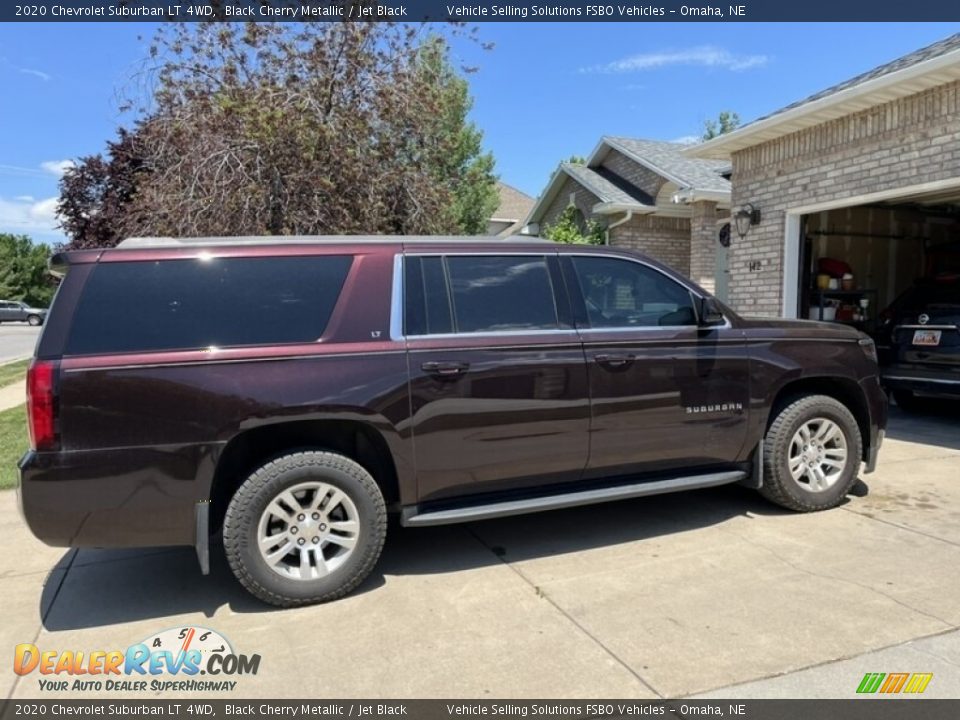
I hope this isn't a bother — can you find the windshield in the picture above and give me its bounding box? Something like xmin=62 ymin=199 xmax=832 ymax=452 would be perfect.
xmin=901 ymin=280 xmax=960 ymax=311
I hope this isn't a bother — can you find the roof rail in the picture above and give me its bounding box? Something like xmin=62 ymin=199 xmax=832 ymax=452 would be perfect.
xmin=116 ymin=235 xmax=553 ymax=249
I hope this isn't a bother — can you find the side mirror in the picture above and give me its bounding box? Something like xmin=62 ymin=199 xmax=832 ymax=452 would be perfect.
xmin=699 ymin=297 xmax=726 ymax=327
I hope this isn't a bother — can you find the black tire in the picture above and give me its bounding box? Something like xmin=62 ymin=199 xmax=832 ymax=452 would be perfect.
xmin=27 ymin=315 xmax=42 ymax=326
xmin=759 ymin=394 xmax=862 ymax=512
xmin=223 ymin=451 xmax=387 ymax=607
xmin=892 ymin=390 xmax=923 ymax=413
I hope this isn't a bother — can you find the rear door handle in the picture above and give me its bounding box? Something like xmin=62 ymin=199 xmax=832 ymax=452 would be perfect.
xmin=594 ymin=353 xmax=636 ymax=368
xmin=421 ymin=361 xmax=470 ymax=377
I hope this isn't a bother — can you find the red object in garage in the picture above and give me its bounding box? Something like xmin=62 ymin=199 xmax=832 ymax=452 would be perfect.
xmin=818 ymin=257 xmax=853 ymax=278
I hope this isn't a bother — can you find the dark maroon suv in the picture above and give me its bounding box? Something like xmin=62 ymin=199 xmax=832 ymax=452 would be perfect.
xmin=19 ymin=236 xmax=887 ymax=606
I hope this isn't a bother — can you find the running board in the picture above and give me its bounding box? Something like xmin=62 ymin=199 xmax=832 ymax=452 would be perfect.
xmin=400 ymin=470 xmax=747 ymax=527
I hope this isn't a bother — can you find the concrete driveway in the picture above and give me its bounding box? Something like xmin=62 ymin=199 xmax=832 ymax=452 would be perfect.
xmin=0 ymin=325 xmax=41 ymax=364
xmin=4 ymin=407 xmax=960 ymax=700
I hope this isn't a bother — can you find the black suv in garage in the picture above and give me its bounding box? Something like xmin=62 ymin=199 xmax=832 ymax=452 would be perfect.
xmin=19 ymin=236 xmax=887 ymax=607
xmin=880 ymin=273 xmax=960 ymax=410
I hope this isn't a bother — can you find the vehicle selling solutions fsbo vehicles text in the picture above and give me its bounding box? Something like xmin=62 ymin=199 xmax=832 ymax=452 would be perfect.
xmin=446 ymin=5 xmax=667 ymax=17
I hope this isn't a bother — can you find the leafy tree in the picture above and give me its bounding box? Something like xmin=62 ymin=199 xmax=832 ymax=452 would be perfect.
xmin=543 ymin=205 xmax=605 ymax=245
xmin=702 ymin=111 xmax=741 ymax=141
xmin=58 ymin=24 xmax=497 ymax=247
xmin=566 ymin=155 xmax=587 ymax=165
xmin=414 ymin=37 xmax=498 ymax=235
xmin=58 ymin=128 xmax=146 ymax=250
xmin=0 ymin=234 xmax=56 ymax=307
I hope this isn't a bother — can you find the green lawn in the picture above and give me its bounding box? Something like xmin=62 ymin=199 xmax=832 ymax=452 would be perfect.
xmin=0 ymin=359 xmax=29 ymax=388
xmin=0 ymin=404 xmax=27 ymax=490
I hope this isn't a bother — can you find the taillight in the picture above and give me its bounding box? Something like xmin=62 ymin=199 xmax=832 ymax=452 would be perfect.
xmin=26 ymin=360 xmax=58 ymax=451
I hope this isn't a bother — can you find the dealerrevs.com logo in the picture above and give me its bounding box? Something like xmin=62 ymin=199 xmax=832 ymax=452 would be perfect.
xmin=14 ymin=626 xmax=261 ymax=693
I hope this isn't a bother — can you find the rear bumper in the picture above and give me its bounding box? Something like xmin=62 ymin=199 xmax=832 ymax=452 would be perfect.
xmin=882 ymin=365 xmax=960 ymax=398
xmin=18 ymin=445 xmax=211 ymax=548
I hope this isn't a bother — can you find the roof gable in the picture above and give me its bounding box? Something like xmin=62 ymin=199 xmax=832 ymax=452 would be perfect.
xmin=491 ymin=181 xmax=535 ymax=223
xmin=592 ymin=137 xmax=731 ymax=194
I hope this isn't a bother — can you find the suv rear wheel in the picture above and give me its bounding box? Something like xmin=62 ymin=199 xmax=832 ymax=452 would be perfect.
xmin=27 ymin=314 xmax=42 ymax=326
xmin=223 ymin=451 xmax=387 ymax=607
xmin=760 ymin=395 xmax=862 ymax=512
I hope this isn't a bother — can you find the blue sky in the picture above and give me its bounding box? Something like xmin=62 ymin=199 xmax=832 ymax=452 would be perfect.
xmin=1 ymin=21 xmax=957 ymax=244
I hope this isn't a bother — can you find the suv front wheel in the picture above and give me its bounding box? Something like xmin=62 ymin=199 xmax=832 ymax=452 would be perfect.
xmin=760 ymin=395 xmax=862 ymax=512
xmin=223 ymin=451 xmax=387 ymax=607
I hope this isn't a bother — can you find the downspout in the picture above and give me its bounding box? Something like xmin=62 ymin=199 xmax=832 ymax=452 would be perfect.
xmin=605 ymin=210 xmax=633 ymax=245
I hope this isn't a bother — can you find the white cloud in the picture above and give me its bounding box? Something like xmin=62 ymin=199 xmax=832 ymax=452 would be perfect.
xmin=19 ymin=67 xmax=51 ymax=82
xmin=0 ymin=195 xmax=63 ymax=238
xmin=40 ymin=159 xmax=75 ymax=177
xmin=583 ymin=46 xmax=769 ymax=74
xmin=1 ymin=57 xmax=52 ymax=82
xmin=671 ymin=135 xmax=702 ymax=145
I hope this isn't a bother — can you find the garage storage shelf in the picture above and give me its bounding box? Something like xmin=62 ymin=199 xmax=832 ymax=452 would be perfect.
xmin=810 ymin=288 xmax=879 ymax=332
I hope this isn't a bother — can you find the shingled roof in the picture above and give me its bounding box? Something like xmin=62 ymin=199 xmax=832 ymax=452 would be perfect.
xmin=755 ymin=32 xmax=960 ymax=125
xmin=600 ymin=137 xmax=731 ymax=194
xmin=561 ymin=162 xmax=655 ymax=207
xmin=525 ymin=136 xmax=732 ymax=228
xmin=688 ymin=32 xmax=960 ymax=159
xmin=491 ymin=182 xmax=534 ymax=224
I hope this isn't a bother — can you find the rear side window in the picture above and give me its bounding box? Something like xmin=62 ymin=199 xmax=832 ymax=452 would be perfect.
xmin=404 ymin=257 xmax=454 ymax=336
xmin=66 ymin=256 xmax=352 ymax=355
xmin=405 ymin=255 xmax=560 ymax=335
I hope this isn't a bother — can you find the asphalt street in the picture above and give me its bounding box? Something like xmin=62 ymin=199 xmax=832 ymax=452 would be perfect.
xmin=0 ymin=324 xmax=40 ymax=364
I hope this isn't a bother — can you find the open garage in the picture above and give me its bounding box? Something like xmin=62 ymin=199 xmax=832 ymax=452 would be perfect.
xmin=687 ymin=33 xmax=960 ymax=323
xmin=688 ymin=34 xmax=960 ymax=407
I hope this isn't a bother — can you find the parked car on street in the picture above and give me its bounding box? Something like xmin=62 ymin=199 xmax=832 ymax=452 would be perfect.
xmin=19 ymin=236 xmax=887 ymax=607
xmin=879 ymin=273 xmax=960 ymax=410
xmin=0 ymin=300 xmax=46 ymax=325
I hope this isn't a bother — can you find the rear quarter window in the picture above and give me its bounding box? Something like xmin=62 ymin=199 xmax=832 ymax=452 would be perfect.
xmin=65 ymin=255 xmax=352 ymax=355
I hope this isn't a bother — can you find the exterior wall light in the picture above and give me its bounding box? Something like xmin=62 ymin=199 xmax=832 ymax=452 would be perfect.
xmin=734 ymin=203 xmax=761 ymax=239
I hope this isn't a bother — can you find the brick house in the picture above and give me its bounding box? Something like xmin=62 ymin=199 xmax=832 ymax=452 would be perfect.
xmin=487 ymin=182 xmax=535 ymax=237
xmin=686 ymin=33 xmax=960 ymax=322
xmin=524 ymin=137 xmax=732 ymax=295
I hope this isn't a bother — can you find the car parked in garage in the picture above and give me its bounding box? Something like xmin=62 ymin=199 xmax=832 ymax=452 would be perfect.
xmin=880 ymin=273 xmax=960 ymax=410
xmin=19 ymin=236 xmax=887 ymax=607
xmin=0 ymin=300 xmax=47 ymax=325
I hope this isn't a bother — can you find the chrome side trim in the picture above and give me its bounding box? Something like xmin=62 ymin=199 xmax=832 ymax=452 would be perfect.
xmin=882 ymin=375 xmax=960 ymax=386
xmin=406 ymin=329 xmax=581 ymax=342
xmin=895 ymin=324 xmax=957 ymax=331
xmin=400 ymin=470 xmax=746 ymax=527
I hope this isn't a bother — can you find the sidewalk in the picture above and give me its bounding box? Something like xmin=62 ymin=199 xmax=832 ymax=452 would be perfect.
xmin=0 ymin=379 xmax=25 ymax=412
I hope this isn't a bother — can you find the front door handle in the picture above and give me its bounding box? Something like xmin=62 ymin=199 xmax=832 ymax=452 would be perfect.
xmin=594 ymin=353 xmax=636 ymax=368
xmin=421 ymin=361 xmax=470 ymax=377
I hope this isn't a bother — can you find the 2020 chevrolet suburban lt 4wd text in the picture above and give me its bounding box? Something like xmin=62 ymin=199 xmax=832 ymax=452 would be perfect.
xmin=19 ymin=236 xmax=887 ymax=607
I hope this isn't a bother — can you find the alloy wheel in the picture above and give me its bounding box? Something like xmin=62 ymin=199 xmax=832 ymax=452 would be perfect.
xmin=787 ymin=417 xmax=849 ymax=493
xmin=257 ymin=481 xmax=360 ymax=581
